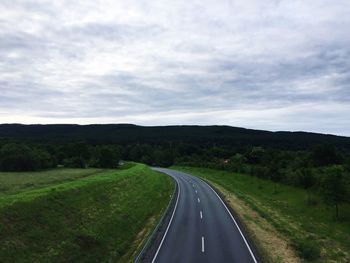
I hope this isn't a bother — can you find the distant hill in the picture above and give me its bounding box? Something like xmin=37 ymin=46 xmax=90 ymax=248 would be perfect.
xmin=0 ymin=124 xmax=349 ymax=151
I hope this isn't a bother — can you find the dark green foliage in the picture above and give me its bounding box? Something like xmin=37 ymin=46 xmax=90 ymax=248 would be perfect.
xmin=268 ymin=165 xmax=283 ymax=183
xmin=245 ymin=147 xmax=265 ymax=164
xmin=91 ymin=145 xmax=121 ymax=168
xmin=60 ymin=142 xmax=90 ymax=167
xmin=154 ymin=148 xmax=174 ymax=167
xmin=294 ymin=238 xmax=321 ymax=261
xmin=320 ymin=166 xmax=348 ymax=219
xmin=311 ymin=144 xmax=343 ymax=167
xmin=0 ymin=144 xmax=54 ymax=171
xmin=227 ymin=153 xmax=247 ymax=173
xmin=1 ymin=124 xmax=350 ymax=152
xmin=344 ymin=157 xmax=350 ymax=173
xmin=67 ymin=142 xmax=90 ymax=160
xmin=63 ymin=156 xmax=87 ymax=168
xmin=296 ymin=168 xmax=315 ymax=189
xmin=251 ymin=165 xmax=269 ymax=179
xmin=35 ymin=149 xmax=55 ymax=169
xmin=0 ymin=142 xmax=123 ymax=171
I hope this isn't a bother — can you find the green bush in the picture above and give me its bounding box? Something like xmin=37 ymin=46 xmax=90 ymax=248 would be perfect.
xmin=295 ymin=238 xmax=321 ymax=261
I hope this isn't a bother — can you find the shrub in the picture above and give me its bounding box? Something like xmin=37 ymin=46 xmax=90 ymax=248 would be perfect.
xmin=295 ymin=238 xmax=321 ymax=261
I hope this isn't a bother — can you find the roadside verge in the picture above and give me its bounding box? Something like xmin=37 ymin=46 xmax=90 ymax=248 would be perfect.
xmin=201 ymin=179 xmax=301 ymax=263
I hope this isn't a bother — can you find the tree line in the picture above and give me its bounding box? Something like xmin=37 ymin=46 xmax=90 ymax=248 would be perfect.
xmin=0 ymin=142 xmax=122 ymax=171
xmin=178 ymin=144 xmax=350 ymax=219
xmin=0 ymin=139 xmax=349 ymax=219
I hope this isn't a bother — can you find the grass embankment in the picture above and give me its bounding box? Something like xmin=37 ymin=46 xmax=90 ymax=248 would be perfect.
xmin=173 ymin=166 xmax=350 ymax=263
xmin=0 ymin=164 xmax=174 ymax=262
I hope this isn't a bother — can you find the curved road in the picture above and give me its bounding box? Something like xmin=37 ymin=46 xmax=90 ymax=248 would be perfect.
xmin=152 ymin=168 xmax=258 ymax=263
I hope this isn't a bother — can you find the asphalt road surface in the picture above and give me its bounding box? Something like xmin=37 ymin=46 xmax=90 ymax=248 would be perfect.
xmin=152 ymin=168 xmax=258 ymax=263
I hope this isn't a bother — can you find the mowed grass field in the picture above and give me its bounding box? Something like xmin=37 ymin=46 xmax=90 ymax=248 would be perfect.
xmin=0 ymin=168 xmax=112 ymax=195
xmin=173 ymin=166 xmax=350 ymax=263
xmin=0 ymin=164 xmax=174 ymax=262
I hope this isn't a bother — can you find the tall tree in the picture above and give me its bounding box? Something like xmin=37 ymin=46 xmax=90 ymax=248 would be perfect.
xmin=320 ymin=166 xmax=348 ymax=219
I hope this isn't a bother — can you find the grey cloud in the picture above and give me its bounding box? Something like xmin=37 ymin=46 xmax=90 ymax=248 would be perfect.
xmin=62 ymin=22 xmax=164 ymax=42
xmin=0 ymin=0 xmax=349 ymax=135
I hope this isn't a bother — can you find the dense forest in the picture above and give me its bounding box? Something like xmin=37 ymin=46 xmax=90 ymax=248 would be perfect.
xmin=0 ymin=124 xmax=349 ymax=218
xmin=1 ymin=124 xmax=350 ymax=150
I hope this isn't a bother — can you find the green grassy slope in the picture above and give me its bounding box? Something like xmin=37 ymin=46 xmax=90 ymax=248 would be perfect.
xmin=173 ymin=166 xmax=350 ymax=262
xmin=0 ymin=164 xmax=174 ymax=262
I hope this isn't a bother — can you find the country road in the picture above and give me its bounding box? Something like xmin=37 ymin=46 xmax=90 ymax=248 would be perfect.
xmin=151 ymin=168 xmax=258 ymax=263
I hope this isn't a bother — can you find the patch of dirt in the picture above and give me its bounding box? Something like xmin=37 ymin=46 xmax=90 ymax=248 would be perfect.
xmin=212 ymin=182 xmax=301 ymax=263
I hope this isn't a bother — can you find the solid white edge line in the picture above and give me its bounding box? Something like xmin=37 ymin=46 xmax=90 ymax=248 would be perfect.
xmin=151 ymin=176 xmax=181 ymax=263
xmin=201 ymin=236 xmax=205 ymax=252
xmin=200 ymin=178 xmax=258 ymax=263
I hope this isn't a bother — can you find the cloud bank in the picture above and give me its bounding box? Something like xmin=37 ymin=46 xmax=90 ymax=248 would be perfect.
xmin=0 ymin=0 xmax=349 ymax=135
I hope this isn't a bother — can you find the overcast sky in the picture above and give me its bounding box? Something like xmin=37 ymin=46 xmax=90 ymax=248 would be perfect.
xmin=1 ymin=0 xmax=349 ymax=135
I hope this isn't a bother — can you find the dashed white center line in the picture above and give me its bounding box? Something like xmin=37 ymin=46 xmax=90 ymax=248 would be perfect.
xmin=200 ymin=211 xmax=203 ymax=219
xmin=201 ymin=236 xmax=205 ymax=253
xmin=198 ymin=198 xmax=200 ymax=203
xmin=195 ymin=190 xmax=197 ymax=194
